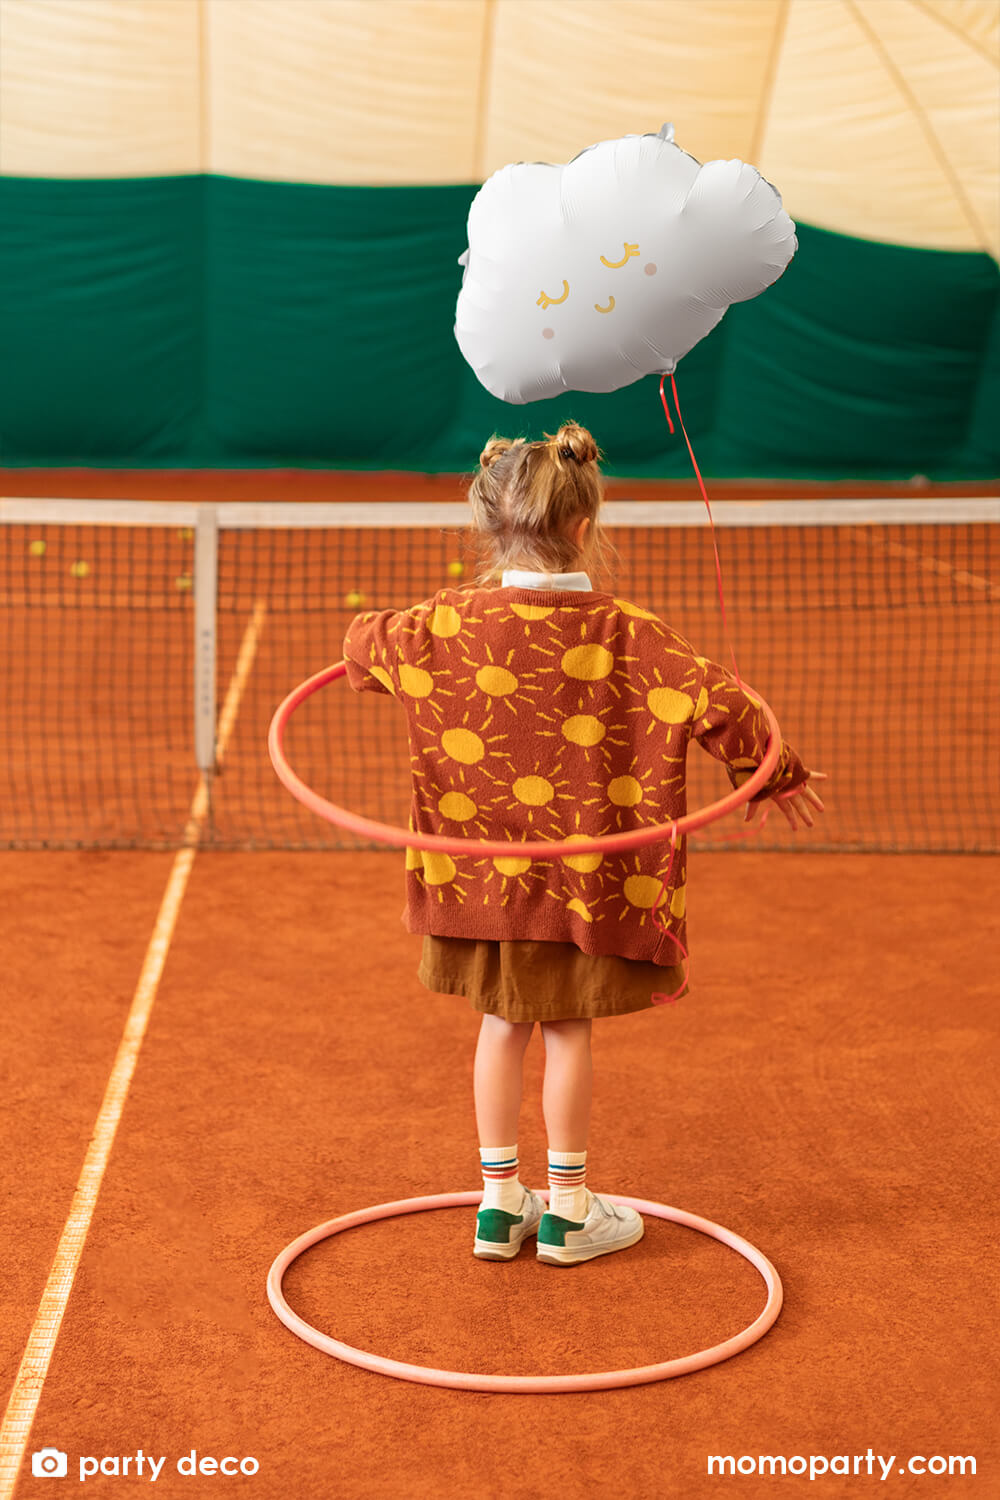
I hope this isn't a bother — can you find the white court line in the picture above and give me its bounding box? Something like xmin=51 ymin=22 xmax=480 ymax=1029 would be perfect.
xmin=849 ymin=526 xmax=999 ymax=599
xmin=0 ymin=600 xmax=268 ymax=1497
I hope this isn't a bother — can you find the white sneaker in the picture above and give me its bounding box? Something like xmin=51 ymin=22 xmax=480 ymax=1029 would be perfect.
xmin=536 ymin=1190 xmax=644 ymax=1266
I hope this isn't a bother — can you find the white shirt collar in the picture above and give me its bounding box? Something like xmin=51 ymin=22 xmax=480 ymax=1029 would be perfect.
xmin=500 ymin=569 xmax=593 ymax=592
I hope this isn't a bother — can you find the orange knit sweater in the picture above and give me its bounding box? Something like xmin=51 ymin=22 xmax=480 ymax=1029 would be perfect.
xmin=343 ymin=584 xmax=807 ymax=966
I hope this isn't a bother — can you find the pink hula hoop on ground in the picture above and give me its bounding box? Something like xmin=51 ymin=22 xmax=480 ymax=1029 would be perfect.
xmin=267 ymin=660 xmax=782 ymax=857
xmin=266 ymin=1189 xmax=783 ymax=1393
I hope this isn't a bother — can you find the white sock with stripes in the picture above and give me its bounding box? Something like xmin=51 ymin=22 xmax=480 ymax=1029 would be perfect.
xmin=547 ymin=1149 xmax=589 ymax=1222
xmin=479 ymin=1144 xmax=524 ymax=1214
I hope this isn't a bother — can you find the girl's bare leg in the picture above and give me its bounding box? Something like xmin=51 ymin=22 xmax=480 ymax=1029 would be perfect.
xmin=540 ymin=1017 xmax=593 ymax=1152
xmin=473 ymin=1012 xmax=534 ymax=1144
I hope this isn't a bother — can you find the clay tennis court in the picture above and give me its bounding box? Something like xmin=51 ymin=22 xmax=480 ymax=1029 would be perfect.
xmin=2 ymin=468 xmax=997 ymax=1497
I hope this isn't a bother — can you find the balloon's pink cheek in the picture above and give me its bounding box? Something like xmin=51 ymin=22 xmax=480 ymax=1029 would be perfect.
xmin=542 ymin=328 xmax=555 ymax=339
xmin=645 ymin=263 xmax=657 ymax=276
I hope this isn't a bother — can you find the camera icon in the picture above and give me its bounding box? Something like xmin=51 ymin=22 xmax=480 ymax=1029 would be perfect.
xmin=32 ymin=1448 xmax=68 ymax=1478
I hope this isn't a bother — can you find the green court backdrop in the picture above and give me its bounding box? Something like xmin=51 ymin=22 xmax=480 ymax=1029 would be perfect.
xmin=1 ymin=174 xmax=997 ymax=477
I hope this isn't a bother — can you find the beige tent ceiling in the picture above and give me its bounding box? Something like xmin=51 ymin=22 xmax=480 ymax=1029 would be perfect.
xmin=1 ymin=0 xmax=997 ymax=256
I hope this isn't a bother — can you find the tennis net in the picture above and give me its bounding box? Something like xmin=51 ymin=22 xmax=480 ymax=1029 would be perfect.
xmin=1 ymin=497 xmax=997 ymax=853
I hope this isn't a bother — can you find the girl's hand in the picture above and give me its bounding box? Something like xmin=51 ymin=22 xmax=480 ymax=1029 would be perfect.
xmin=744 ymin=770 xmax=828 ymax=830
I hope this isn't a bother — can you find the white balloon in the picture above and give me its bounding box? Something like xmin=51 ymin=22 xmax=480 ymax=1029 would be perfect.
xmin=454 ymin=123 xmax=797 ymax=405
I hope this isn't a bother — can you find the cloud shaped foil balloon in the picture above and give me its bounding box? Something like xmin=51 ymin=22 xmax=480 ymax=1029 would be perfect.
xmin=455 ymin=123 xmax=797 ymax=405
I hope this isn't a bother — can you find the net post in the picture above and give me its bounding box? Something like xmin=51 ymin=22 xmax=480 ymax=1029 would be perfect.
xmin=193 ymin=506 xmax=219 ymax=835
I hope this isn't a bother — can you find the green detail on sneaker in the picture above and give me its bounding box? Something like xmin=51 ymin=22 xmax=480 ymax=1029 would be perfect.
xmin=476 ymin=1208 xmax=525 ymax=1243
xmin=537 ymin=1212 xmax=586 ymax=1246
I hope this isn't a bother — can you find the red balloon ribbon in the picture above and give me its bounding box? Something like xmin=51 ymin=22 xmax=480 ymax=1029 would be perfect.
xmin=659 ymin=372 xmax=745 ymax=690
xmin=648 ymin=373 xmax=773 ymax=1005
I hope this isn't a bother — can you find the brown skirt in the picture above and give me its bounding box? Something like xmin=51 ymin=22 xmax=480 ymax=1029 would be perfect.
xmin=417 ymin=934 xmax=688 ymax=1023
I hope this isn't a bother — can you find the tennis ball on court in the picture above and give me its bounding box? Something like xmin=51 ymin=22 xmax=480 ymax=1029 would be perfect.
xmin=345 ymin=590 xmax=367 ymax=608
xmin=175 ymin=575 xmax=192 ymax=591
xmin=70 ymin=560 xmax=90 ymax=579
xmin=177 ymin=527 xmax=194 ymax=540
xmin=28 ymin=539 xmax=47 ymax=557
xmin=447 ymin=559 xmax=465 ymax=577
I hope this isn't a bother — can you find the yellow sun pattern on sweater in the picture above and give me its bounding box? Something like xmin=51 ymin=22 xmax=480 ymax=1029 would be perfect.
xmin=343 ymin=586 xmax=806 ymax=966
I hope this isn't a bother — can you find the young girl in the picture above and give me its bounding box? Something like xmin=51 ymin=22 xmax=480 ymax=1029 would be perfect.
xmin=344 ymin=422 xmax=825 ymax=1267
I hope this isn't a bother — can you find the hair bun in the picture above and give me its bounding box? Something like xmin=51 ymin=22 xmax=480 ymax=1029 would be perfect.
xmin=479 ymin=435 xmax=521 ymax=470
xmin=549 ymin=422 xmax=600 ymax=466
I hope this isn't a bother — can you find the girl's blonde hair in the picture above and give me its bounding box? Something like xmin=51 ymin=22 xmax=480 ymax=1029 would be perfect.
xmin=466 ymin=420 xmax=614 ymax=586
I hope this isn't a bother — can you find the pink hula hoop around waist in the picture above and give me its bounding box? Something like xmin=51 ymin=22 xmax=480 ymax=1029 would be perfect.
xmin=267 ymin=660 xmax=782 ymax=858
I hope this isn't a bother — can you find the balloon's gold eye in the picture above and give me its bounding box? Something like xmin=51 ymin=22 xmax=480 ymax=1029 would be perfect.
xmin=536 ymin=280 xmax=569 ymax=309
xmin=600 ymin=243 xmax=639 ymax=268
